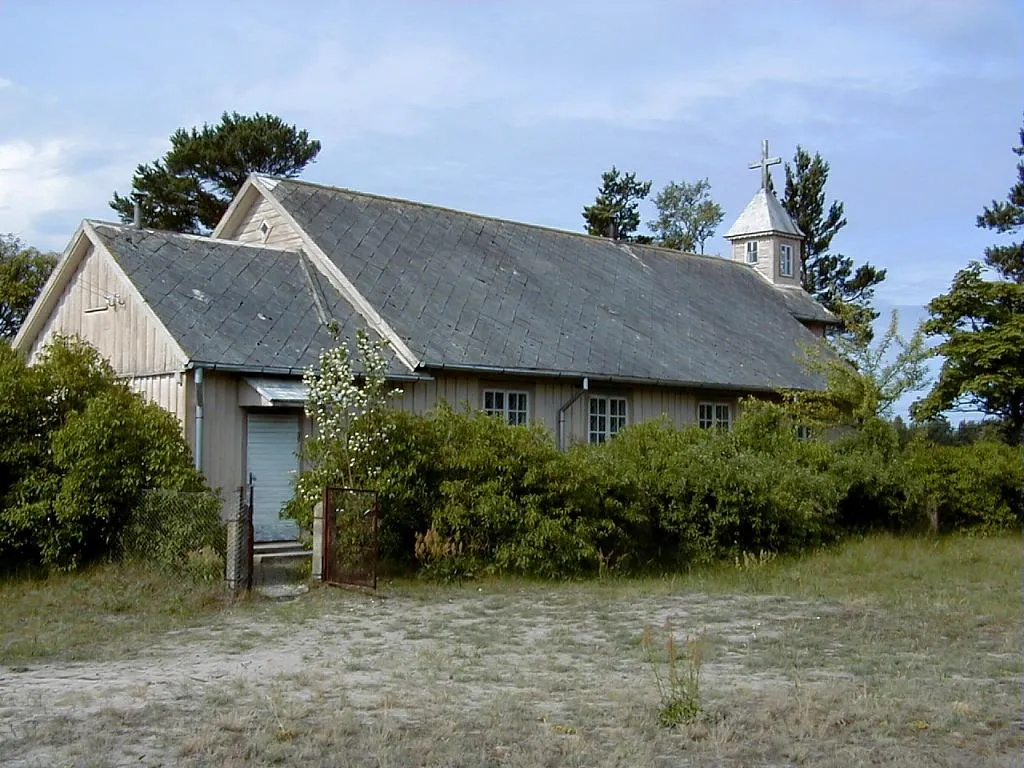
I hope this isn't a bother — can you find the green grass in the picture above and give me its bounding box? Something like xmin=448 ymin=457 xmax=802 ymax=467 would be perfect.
xmin=0 ymin=562 xmax=233 ymax=663
xmin=683 ymin=532 xmax=1020 ymax=614
xmin=378 ymin=531 xmax=1020 ymax=615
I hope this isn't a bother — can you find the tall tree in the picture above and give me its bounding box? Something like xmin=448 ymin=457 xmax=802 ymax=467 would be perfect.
xmin=774 ymin=147 xmax=886 ymax=336
xmin=913 ymin=119 xmax=1024 ymax=443
xmin=582 ymin=167 xmax=652 ymax=242
xmin=0 ymin=234 xmax=57 ymax=339
xmin=111 ymin=112 xmax=322 ymax=234
xmin=648 ymin=178 xmax=725 ymax=253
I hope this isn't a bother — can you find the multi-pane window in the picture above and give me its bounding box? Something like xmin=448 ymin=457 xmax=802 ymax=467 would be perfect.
xmin=483 ymin=390 xmax=529 ymax=425
xmin=796 ymin=425 xmax=813 ymax=441
xmin=698 ymin=402 xmax=731 ymax=430
xmin=778 ymin=243 xmax=793 ymax=277
xmin=745 ymin=241 xmax=758 ymax=263
xmin=589 ymin=396 xmax=627 ymax=444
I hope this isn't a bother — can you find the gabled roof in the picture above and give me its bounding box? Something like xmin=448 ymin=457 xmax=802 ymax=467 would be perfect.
xmin=88 ymin=223 xmax=400 ymax=375
xmin=725 ymin=188 xmax=804 ymax=239
xmin=259 ymin=177 xmax=828 ymax=391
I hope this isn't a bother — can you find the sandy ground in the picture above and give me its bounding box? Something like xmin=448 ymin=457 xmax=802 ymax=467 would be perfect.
xmin=0 ymin=586 xmax=1018 ymax=767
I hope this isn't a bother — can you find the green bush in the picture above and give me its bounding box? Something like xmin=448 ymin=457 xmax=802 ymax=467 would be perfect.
xmin=394 ymin=401 xmax=849 ymax=578
xmin=830 ymin=418 xmax=918 ymax=532
xmin=287 ymin=369 xmax=1022 ymax=580
xmin=0 ymin=337 xmax=208 ymax=571
xmin=903 ymin=440 xmax=1023 ymax=532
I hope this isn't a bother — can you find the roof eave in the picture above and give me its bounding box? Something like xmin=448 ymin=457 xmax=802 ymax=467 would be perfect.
xmin=420 ymin=362 xmax=821 ymax=393
xmin=185 ymin=359 xmax=432 ymax=382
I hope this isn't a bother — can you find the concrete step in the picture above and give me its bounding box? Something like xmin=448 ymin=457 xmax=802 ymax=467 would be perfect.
xmin=253 ymin=545 xmax=312 ymax=587
xmin=254 ymin=540 xmax=307 ymax=556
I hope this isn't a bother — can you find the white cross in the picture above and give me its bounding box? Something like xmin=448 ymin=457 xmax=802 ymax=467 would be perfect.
xmin=748 ymin=139 xmax=781 ymax=191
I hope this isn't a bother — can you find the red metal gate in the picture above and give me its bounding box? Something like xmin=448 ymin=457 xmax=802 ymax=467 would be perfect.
xmin=322 ymin=487 xmax=379 ymax=589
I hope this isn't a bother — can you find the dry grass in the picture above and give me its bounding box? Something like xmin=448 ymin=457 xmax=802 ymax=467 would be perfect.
xmin=0 ymin=533 xmax=1020 ymax=767
xmin=0 ymin=563 xmax=232 ymax=664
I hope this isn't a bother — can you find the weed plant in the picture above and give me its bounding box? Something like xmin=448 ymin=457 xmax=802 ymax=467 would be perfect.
xmin=641 ymin=620 xmax=704 ymax=727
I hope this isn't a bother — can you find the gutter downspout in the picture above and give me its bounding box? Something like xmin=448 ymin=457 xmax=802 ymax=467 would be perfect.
xmin=557 ymin=377 xmax=589 ymax=452
xmin=194 ymin=367 xmax=205 ymax=473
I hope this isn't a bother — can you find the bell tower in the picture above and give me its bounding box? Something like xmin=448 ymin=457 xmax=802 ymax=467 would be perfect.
xmin=724 ymin=140 xmax=804 ymax=287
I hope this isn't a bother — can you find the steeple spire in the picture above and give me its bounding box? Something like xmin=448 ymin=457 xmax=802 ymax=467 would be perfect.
xmin=748 ymin=139 xmax=781 ymax=191
xmin=726 ymin=140 xmax=804 ymax=289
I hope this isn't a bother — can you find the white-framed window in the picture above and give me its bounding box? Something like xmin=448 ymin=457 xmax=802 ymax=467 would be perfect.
xmin=796 ymin=425 xmax=813 ymax=441
xmin=698 ymin=402 xmax=732 ymax=430
xmin=778 ymin=243 xmax=793 ymax=277
xmin=745 ymin=241 xmax=758 ymax=263
xmin=483 ymin=389 xmax=529 ymax=425
xmin=589 ymin=396 xmax=628 ymax=444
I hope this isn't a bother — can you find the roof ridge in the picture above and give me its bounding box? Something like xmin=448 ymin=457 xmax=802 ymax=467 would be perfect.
xmin=87 ymin=219 xmax=302 ymax=253
xmin=259 ymin=175 xmax=742 ymax=267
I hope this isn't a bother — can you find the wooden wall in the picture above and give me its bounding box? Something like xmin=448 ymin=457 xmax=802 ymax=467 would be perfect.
xmin=397 ymin=373 xmax=739 ymax=446
xmin=129 ymin=373 xmax=187 ymax=427
xmin=26 ymin=244 xmax=184 ymax=376
xmin=193 ymin=372 xmax=246 ymax=499
xmin=221 ymin=193 xmax=305 ymax=251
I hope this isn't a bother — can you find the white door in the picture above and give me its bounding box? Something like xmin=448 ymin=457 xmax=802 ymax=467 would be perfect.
xmin=246 ymin=412 xmax=300 ymax=542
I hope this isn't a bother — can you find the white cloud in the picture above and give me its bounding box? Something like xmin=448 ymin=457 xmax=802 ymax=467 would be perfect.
xmin=0 ymin=138 xmax=131 ymax=247
xmin=522 ymin=24 xmax=949 ymax=130
xmin=234 ymin=42 xmax=488 ymax=140
xmin=0 ymin=77 xmax=12 ymax=89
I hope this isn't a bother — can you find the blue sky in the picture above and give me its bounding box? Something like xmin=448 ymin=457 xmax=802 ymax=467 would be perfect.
xmin=1 ymin=0 xmax=1021 ymax=414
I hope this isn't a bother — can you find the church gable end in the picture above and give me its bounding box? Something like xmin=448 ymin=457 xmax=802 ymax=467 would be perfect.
xmin=22 ymin=226 xmax=187 ymax=376
xmin=213 ymin=177 xmax=306 ymax=250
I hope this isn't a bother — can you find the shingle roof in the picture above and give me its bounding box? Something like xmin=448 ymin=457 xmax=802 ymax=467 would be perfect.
xmin=725 ymin=189 xmax=804 ymax=239
xmin=267 ymin=179 xmax=829 ymax=391
xmin=90 ymin=223 xmax=390 ymax=375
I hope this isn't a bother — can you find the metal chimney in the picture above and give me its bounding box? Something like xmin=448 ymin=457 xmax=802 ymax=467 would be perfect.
xmin=132 ymin=200 xmax=142 ymax=229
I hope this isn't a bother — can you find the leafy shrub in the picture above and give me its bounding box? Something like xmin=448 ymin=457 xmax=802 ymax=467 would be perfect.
xmin=424 ymin=403 xmax=573 ymax=576
xmin=903 ymin=439 xmax=1023 ymax=532
xmin=0 ymin=337 xmax=208 ymax=571
xmin=830 ymin=418 xmax=917 ymax=532
xmin=289 ymin=333 xmax=1022 ymax=581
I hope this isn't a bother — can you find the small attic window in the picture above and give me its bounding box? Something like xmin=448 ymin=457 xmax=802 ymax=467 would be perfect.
xmin=259 ymin=220 xmax=273 ymax=242
xmin=745 ymin=241 xmax=758 ymax=264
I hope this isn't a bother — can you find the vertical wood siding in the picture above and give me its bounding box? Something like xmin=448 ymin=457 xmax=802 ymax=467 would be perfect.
xmin=128 ymin=373 xmax=187 ymax=427
xmin=397 ymin=376 xmax=481 ymax=416
xmin=399 ymin=374 xmax=720 ymax=446
xmin=27 ymin=244 xmax=183 ymax=376
xmin=199 ymin=372 xmax=246 ymax=498
xmin=223 ymin=194 xmax=306 ymax=250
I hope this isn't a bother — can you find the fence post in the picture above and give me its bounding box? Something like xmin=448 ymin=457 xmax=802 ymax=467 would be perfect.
xmin=226 ymin=487 xmax=253 ymax=593
xmin=312 ymin=500 xmax=325 ymax=582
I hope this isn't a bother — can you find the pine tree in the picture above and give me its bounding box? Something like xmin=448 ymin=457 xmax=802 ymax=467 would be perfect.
xmin=582 ymin=167 xmax=652 ymax=242
xmin=913 ymin=119 xmax=1024 ymax=442
xmin=774 ymin=147 xmax=886 ymax=336
xmin=111 ymin=112 xmax=321 ymax=234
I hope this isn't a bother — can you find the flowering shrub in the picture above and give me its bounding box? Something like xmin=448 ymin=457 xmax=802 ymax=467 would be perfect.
xmin=284 ymin=330 xmax=402 ymax=532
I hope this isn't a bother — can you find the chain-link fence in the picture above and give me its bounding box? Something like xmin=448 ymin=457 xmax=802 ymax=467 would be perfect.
xmin=117 ymin=487 xmax=253 ymax=592
xmin=225 ymin=485 xmax=254 ymax=593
